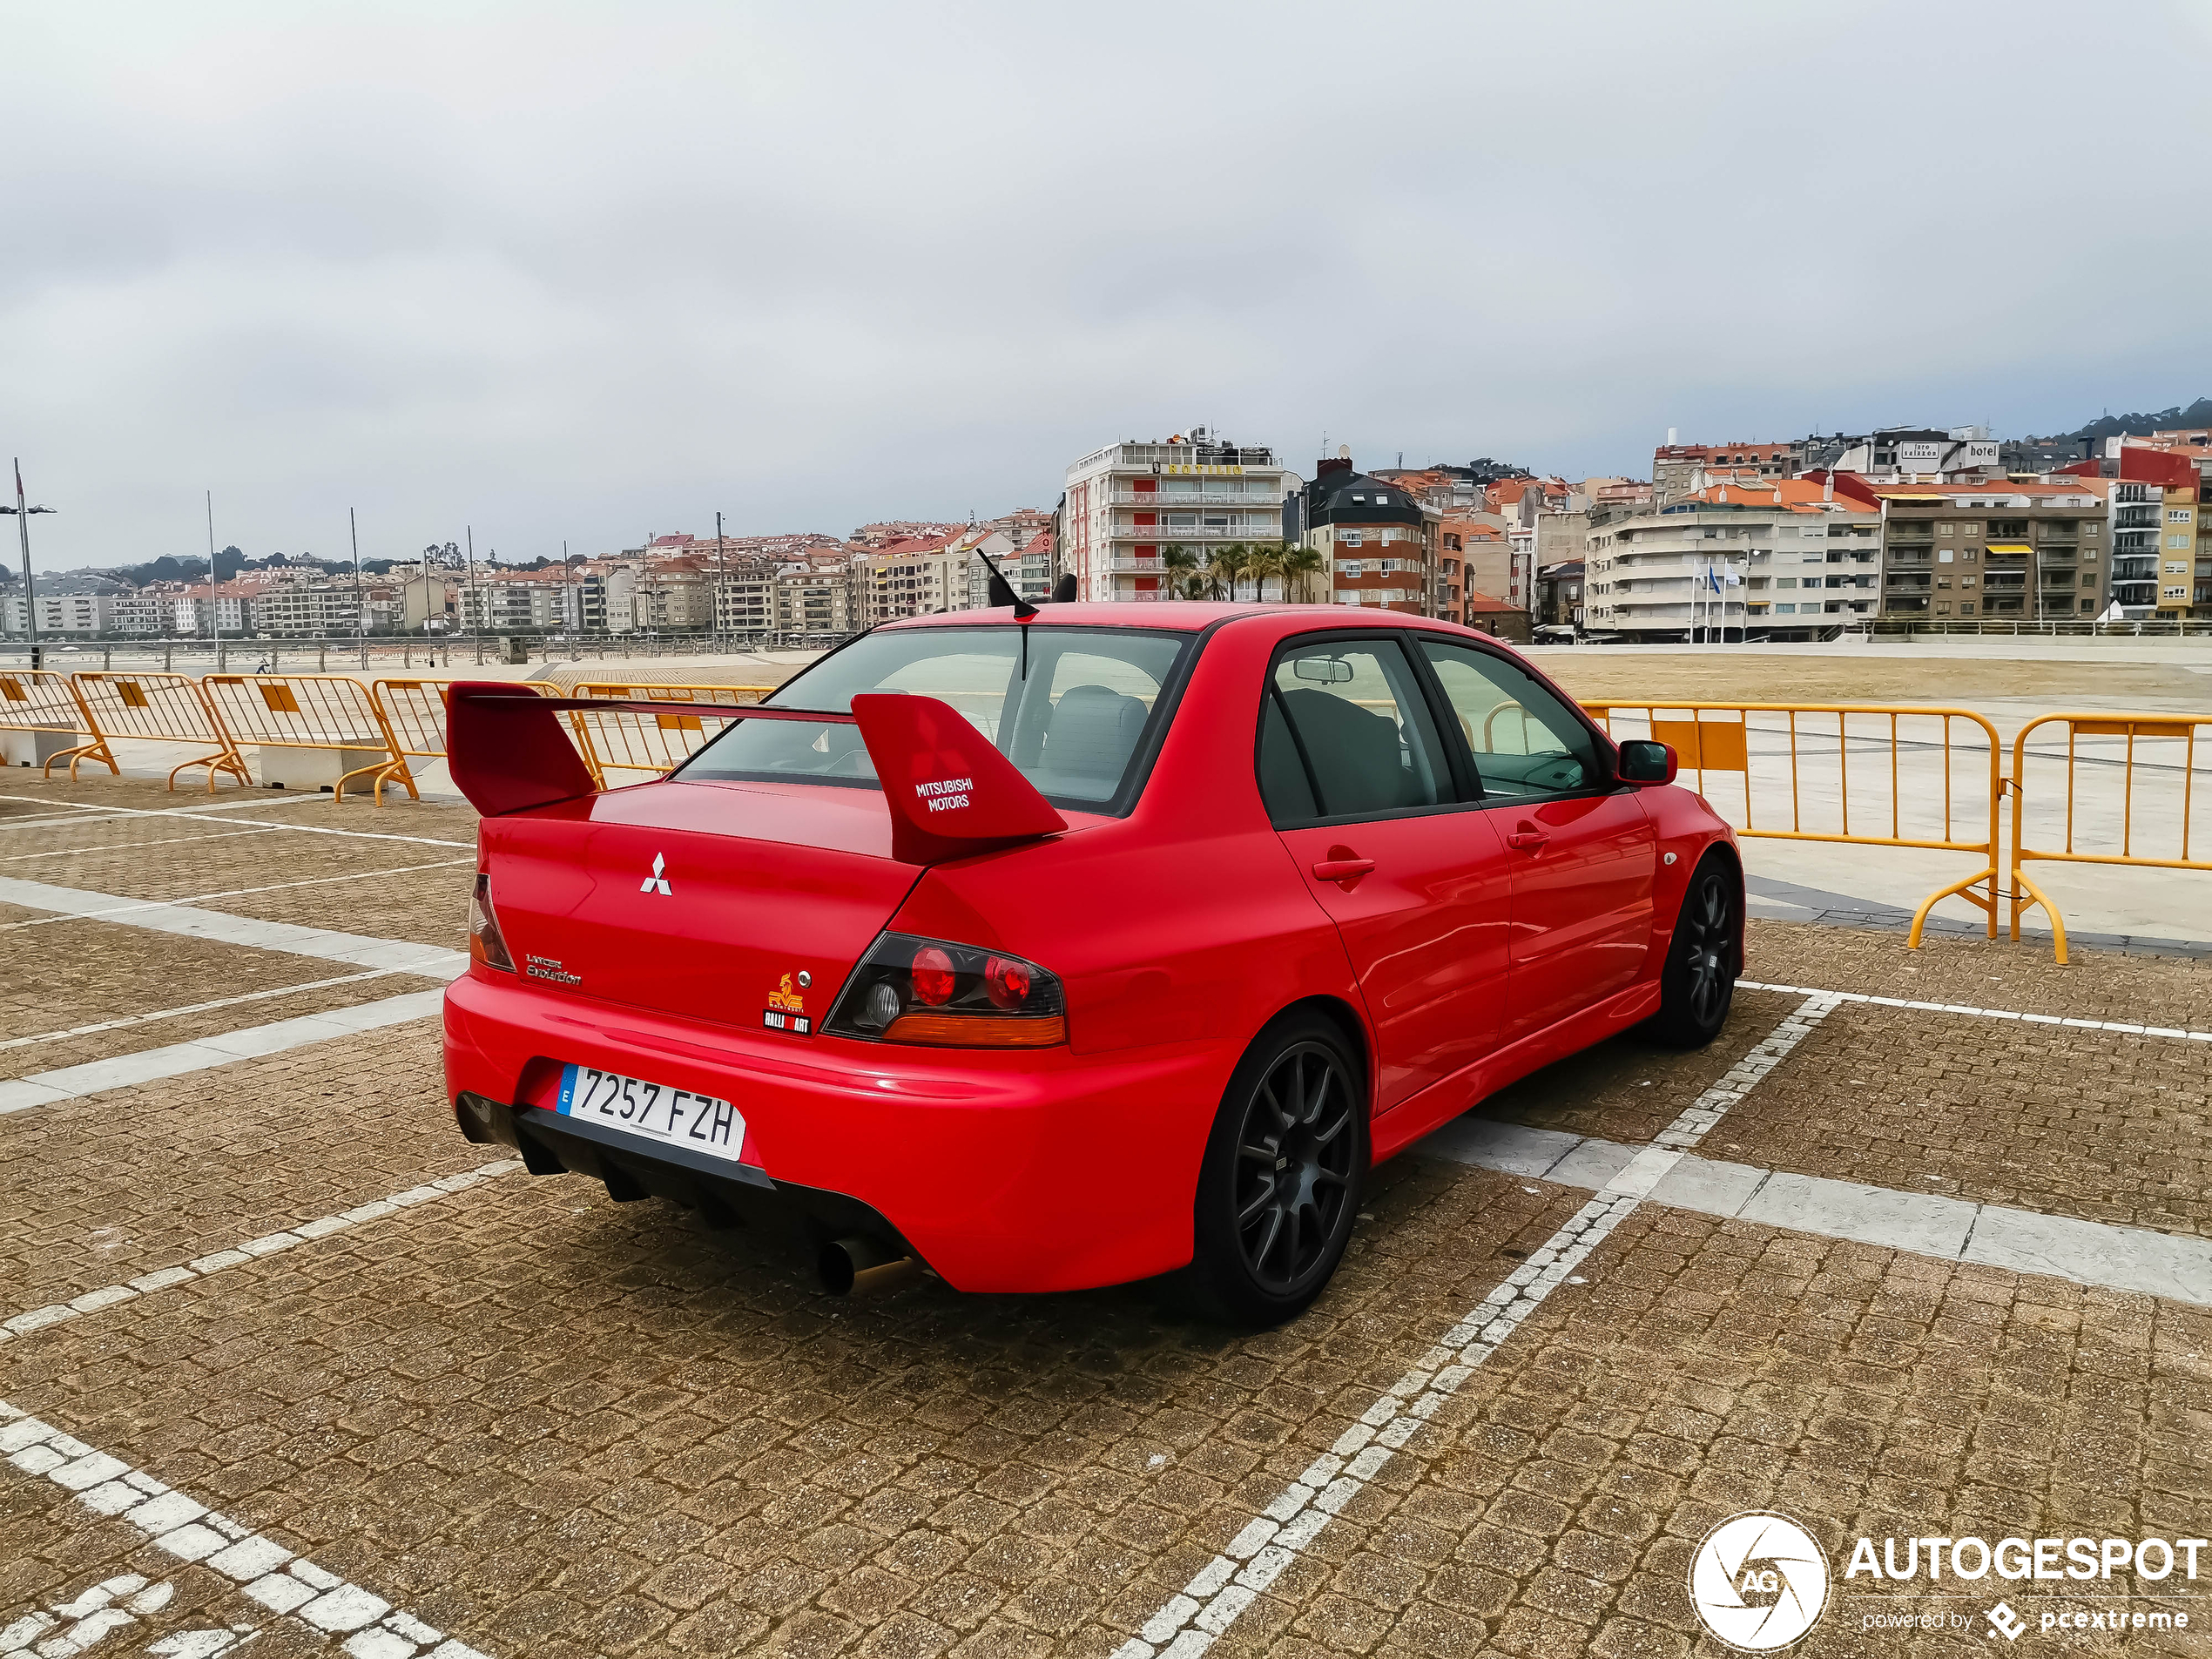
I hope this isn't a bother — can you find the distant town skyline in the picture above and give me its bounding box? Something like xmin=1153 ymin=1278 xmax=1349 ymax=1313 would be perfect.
xmin=6 ymin=2 xmax=2212 ymax=572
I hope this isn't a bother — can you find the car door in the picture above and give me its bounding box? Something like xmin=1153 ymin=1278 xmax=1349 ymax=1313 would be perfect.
xmin=1416 ymin=639 xmax=1656 ymax=1042
xmin=1259 ymin=634 xmax=1513 ymax=1111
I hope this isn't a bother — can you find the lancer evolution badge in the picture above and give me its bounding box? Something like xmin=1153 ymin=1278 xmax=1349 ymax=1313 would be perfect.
xmin=640 ymin=852 xmax=672 ymax=895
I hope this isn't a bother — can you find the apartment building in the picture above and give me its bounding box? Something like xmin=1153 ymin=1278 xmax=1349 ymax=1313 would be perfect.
xmin=1863 ymin=478 xmax=2112 ymax=619
xmin=2083 ymin=440 xmax=2206 ymax=616
xmin=246 ymin=575 xmax=369 ymax=637
xmin=1803 ymin=426 xmax=2002 ymax=482
xmin=1440 ymin=518 xmax=1519 ymax=621
xmin=1298 ymin=458 xmax=1438 ymax=614
xmin=1 ymin=592 xmax=111 ymax=635
xmin=1584 ymin=482 xmax=1880 ymax=638
xmin=852 ymin=531 xmax=968 ymax=626
xmin=172 ymin=590 xmax=253 ymax=635
xmin=1652 ymin=439 xmax=1796 ymax=500
xmin=108 ymin=590 xmax=169 ymax=635
xmin=458 ymin=570 xmax=589 ymax=634
xmin=773 ymin=566 xmax=854 ymax=643
xmin=1062 ymin=428 xmax=1297 ymax=602
xmin=634 ymin=558 xmax=715 ymax=633
xmin=1536 ymin=561 xmax=1586 ymax=629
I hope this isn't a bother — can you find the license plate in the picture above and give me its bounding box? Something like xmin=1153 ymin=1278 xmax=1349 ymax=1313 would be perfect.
xmin=555 ymin=1064 xmax=747 ymax=1160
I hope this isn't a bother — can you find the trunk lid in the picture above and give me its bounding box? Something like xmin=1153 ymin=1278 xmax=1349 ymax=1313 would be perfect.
xmin=481 ymin=777 xmax=924 ymax=1030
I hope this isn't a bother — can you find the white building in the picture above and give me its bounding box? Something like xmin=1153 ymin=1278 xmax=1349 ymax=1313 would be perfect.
xmin=3 ymin=592 xmax=111 ymax=635
xmin=172 ymin=591 xmax=252 ymax=636
xmin=1583 ymin=482 xmax=1881 ymax=639
xmin=1062 ymin=428 xmax=1298 ymax=602
xmin=1820 ymin=426 xmax=2002 ymax=483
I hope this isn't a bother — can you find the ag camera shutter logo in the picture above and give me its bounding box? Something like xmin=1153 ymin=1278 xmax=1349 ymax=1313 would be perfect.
xmin=1689 ymin=1511 xmax=1831 ymax=1650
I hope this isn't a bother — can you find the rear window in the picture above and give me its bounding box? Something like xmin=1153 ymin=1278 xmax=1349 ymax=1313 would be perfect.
xmin=678 ymin=625 xmax=1192 ymax=812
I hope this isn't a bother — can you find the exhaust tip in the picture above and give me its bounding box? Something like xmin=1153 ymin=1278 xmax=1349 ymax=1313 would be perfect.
xmin=818 ymin=1234 xmax=921 ymax=1298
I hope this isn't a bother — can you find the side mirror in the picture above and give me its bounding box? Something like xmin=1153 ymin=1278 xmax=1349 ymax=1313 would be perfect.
xmin=1616 ymin=739 xmax=1677 ymax=786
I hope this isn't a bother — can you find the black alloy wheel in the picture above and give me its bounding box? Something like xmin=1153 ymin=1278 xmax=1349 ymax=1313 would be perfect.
xmin=1649 ymin=855 xmax=1739 ymax=1049
xmin=1192 ymin=1015 xmax=1366 ymax=1325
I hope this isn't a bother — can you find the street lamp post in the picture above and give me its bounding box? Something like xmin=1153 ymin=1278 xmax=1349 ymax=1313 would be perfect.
xmin=3 ymin=460 xmax=57 ymax=667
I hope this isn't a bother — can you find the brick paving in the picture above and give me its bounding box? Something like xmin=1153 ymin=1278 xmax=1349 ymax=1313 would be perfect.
xmin=0 ymin=1016 xmax=480 ymax=1309
xmin=0 ymin=926 xmax=417 ymax=1082
xmin=1718 ymin=1004 xmax=2212 ymax=1238
xmin=3 ymin=773 xmax=2212 ymax=1656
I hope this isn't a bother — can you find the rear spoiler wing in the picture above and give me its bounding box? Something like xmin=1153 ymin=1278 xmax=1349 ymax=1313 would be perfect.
xmin=445 ymin=682 xmax=1067 ymax=864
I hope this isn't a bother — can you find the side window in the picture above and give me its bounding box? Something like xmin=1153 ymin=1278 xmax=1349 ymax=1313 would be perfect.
xmin=1266 ymin=639 xmax=1448 ymax=820
xmin=1420 ymin=641 xmax=1602 ymax=800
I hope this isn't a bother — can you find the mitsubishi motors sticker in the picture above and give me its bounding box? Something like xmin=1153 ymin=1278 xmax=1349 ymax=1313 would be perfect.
xmin=1685 ymin=1517 xmax=2205 ymax=1647
xmin=914 ymin=775 xmax=973 ymax=813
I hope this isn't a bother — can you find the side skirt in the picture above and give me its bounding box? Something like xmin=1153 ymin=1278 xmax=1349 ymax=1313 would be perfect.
xmin=1366 ymin=979 xmax=1662 ymax=1164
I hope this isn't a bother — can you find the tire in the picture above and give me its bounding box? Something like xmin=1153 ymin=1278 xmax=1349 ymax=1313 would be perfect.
xmin=1645 ymin=854 xmax=1740 ymax=1049
xmin=1190 ymin=1012 xmax=1368 ymax=1326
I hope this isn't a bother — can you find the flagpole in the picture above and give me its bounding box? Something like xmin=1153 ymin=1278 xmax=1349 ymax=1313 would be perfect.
xmin=206 ymin=490 xmax=221 ymax=671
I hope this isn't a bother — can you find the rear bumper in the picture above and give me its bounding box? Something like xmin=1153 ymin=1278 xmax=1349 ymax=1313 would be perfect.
xmin=442 ymin=971 xmax=1236 ymax=1293
xmin=457 ymin=1090 xmax=910 ymax=1252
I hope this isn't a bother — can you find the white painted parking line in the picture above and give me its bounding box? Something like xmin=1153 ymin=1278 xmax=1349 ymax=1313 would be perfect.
xmin=0 ymin=989 xmax=447 ymax=1119
xmin=0 ymin=875 xmax=466 ymax=977
xmin=0 ymin=794 xmax=329 ymax=832
xmin=1112 ymin=992 xmax=1843 ymax=1659
xmin=0 ymin=1399 xmax=489 ymax=1658
xmin=0 ymin=968 xmax=412 ymax=1054
xmin=0 ymin=1159 xmax=523 ymax=1345
xmin=1422 ymin=1122 xmax=2212 ymax=1306
xmin=0 ymin=827 xmax=281 ymax=863
xmin=0 ymin=792 xmax=470 ymax=847
xmin=1741 ymin=979 xmax=2212 ymax=1042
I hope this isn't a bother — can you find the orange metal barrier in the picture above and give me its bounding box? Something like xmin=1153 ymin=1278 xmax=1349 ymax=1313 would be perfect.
xmin=2009 ymin=712 xmax=2211 ymax=964
xmin=68 ymin=671 xmax=251 ymax=790
xmin=1585 ymin=700 xmax=2005 ymax=946
xmin=564 ymin=682 xmax=773 ymax=785
xmin=0 ymin=671 xmax=105 ymax=776
xmin=200 ymin=674 xmax=414 ymax=804
xmin=370 ymin=678 xmax=460 ymax=770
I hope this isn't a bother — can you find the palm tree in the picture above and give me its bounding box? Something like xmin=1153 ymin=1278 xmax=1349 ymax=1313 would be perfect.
xmin=1244 ymin=546 xmax=1285 ymax=604
xmin=1205 ymin=546 xmax=1246 ymax=601
xmin=1278 ymin=543 xmax=1325 ymax=603
xmin=1161 ymin=543 xmax=1199 ymax=599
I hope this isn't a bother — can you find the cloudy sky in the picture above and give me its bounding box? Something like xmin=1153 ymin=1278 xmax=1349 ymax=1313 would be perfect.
xmin=8 ymin=1 xmax=2212 ymax=571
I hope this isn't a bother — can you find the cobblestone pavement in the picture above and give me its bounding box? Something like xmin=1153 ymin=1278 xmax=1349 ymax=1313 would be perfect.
xmin=4 ymin=773 xmax=2212 ymax=1657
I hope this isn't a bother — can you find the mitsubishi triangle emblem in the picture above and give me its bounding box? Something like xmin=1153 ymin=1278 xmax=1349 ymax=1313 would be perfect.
xmin=640 ymin=852 xmax=672 ymax=896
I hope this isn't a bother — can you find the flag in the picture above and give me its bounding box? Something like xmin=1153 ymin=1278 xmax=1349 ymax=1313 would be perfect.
xmin=1706 ymin=565 xmax=1722 ymax=593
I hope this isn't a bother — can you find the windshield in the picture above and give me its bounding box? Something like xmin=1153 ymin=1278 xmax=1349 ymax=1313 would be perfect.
xmin=678 ymin=625 xmax=1192 ymax=809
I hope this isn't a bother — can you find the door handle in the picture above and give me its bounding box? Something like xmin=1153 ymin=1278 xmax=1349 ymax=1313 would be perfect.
xmin=1312 ymin=857 xmax=1376 ymax=881
xmin=1506 ymin=824 xmax=1550 ymax=852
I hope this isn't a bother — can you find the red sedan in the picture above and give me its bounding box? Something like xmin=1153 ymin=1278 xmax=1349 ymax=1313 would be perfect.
xmin=442 ymin=605 xmax=1740 ymax=1324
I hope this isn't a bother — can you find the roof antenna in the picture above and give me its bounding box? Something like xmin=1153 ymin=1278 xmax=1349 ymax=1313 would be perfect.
xmin=975 ymin=546 xmax=1035 ymax=619
xmin=974 ymin=544 xmax=1037 ymax=677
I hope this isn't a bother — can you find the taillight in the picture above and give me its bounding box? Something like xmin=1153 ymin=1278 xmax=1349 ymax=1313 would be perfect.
xmin=469 ymin=873 xmax=516 ymax=972
xmin=826 ymin=934 xmax=1065 ymax=1048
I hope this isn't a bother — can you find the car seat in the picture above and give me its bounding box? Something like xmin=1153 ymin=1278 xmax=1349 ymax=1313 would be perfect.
xmin=1039 ymin=684 xmax=1149 ymax=793
xmin=1280 ymin=687 xmax=1421 ymax=814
